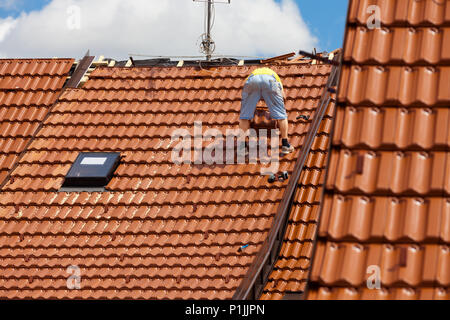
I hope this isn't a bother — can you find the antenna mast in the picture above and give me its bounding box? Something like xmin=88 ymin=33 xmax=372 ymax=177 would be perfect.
xmin=205 ymin=0 xmax=213 ymax=61
xmin=194 ymin=0 xmax=231 ymax=61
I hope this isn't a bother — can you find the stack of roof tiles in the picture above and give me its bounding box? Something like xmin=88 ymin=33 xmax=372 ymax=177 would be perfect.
xmin=0 ymin=60 xmax=332 ymax=299
xmin=307 ymin=0 xmax=450 ymax=300
xmin=0 ymin=59 xmax=74 ymax=186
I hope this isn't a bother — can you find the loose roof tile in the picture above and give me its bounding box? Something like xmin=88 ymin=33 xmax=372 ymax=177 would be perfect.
xmin=0 ymin=60 xmax=332 ymax=299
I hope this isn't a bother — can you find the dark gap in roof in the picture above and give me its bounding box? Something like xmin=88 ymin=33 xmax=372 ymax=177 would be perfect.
xmin=112 ymin=58 xmax=262 ymax=68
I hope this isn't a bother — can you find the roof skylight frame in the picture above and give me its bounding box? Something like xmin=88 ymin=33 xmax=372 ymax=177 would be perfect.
xmin=61 ymin=152 xmax=121 ymax=190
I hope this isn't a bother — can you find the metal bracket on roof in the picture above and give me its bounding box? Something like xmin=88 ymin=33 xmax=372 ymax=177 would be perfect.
xmin=296 ymin=115 xmax=310 ymax=121
xmin=65 ymin=53 xmax=95 ymax=88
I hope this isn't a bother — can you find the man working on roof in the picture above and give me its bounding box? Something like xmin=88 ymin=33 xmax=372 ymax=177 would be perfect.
xmin=239 ymin=67 xmax=294 ymax=155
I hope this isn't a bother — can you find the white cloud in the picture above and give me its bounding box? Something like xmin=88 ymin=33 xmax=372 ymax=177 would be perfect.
xmin=0 ymin=16 xmax=17 ymax=57
xmin=0 ymin=17 xmax=16 ymax=40
xmin=0 ymin=0 xmax=318 ymax=60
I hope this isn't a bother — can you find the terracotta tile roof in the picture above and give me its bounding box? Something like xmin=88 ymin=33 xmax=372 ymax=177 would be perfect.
xmin=260 ymin=101 xmax=336 ymax=300
xmin=319 ymin=196 xmax=450 ymax=242
xmin=0 ymin=59 xmax=74 ymax=186
xmin=307 ymin=286 xmax=450 ymax=300
xmin=0 ymin=61 xmax=333 ymax=299
xmin=348 ymin=0 xmax=450 ymax=26
xmin=344 ymin=27 xmax=450 ymax=64
xmin=333 ymin=106 xmax=450 ymax=150
xmin=307 ymin=0 xmax=450 ymax=300
xmin=338 ymin=65 xmax=450 ymax=106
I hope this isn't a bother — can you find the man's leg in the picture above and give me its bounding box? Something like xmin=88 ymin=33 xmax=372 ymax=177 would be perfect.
xmin=277 ymin=119 xmax=289 ymax=140
xmin=239 ymin=78 xmax=260 ymax=156
xmin=239 ymin=119 xmax=250 ymax=135
xmin=278 ymin=118 xmax=293 ymax=154
xmin=261 ymin=78 xmax=294 ymax=154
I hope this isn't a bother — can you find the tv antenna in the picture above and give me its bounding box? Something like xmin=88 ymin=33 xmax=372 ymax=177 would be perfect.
xmin=193 ymin=0 xmax=231 ymax=61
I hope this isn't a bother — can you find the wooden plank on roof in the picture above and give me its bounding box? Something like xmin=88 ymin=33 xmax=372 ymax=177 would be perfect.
xmin=261 ymin=52 xmax=296 ymax=64
xmin=65 ymin=55 xmax=95 ymax=88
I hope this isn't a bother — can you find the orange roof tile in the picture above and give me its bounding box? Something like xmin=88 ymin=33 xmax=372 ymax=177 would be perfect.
xmin=348 ymin=0 xmax=450 ymax=26
xmin=307 ymin=287 xmax=450 ymax=300
xmin=344 ymin=26 xmax=450 ymax=64
xmin=0 ymin=59 xmax=74 ymax=186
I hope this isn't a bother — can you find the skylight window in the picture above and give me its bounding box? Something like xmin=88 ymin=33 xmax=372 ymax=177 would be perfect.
xmin=62 ymin=152 xmax=121 ymax=188
xmin=80 ymin=157 xmax=108 ymax=165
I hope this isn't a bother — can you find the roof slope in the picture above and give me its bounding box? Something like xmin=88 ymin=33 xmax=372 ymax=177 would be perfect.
xmin=0 ymin=62 xmax=331 ymax=299
xmin=307 ymin=0 xmax=450 ymax=300
xmin=0 ymin=59 xmax=74 ymax=185
xmin=260 ymin=99 xmax=335 ymax=299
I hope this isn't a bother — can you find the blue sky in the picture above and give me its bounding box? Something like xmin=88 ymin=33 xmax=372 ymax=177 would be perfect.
xmin=0 ymin=0 xmax=51 ymax=17
xmin=0 ymin=0 xmax=349 ymax=58
xmin=291 ymin=0 xmax=348 ymax=51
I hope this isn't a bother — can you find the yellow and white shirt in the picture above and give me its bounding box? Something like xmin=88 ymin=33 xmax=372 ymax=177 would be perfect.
xmin=247 ymin=67 xmax=283 ymax=90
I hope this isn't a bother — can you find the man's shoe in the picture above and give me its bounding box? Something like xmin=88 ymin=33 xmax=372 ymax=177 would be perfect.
xmin=281 ymin=145 xmax=295 ymax=155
